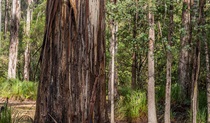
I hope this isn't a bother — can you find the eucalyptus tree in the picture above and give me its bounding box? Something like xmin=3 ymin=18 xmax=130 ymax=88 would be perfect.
xmin=8 ymin=0 xmax=20 ymax=79
xmin=148 ymin=0 xmax=157 ymax=122
xmin=179 ymin=0 xmax=191 ymax=96
xmin=24 ymin=0 xmax=33 ymax=81
xmin=164 ymin=1 xmax=173 ymax=123
xmin=34 ymin=0 xmax=107 ymax=122
xmin=191 ymin=0 xmax=200 ymax=122
xmin=109 ymin=0 xmax=118 ymax=122
xmin=131 ymin=0 xmax=138 ymax=89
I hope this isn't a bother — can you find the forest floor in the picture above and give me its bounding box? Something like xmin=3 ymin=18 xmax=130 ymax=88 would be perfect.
xmin=0 ymin=97 xmax=36 ymax=122
xmin=0 ymin=98 xmax=190 ymax=123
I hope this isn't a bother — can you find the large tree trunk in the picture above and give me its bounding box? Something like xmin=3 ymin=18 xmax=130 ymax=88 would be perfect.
xmin=23 ymin=0 xmax=33 ymax=81
xmin=8 ymin=0 xmax=20 ymax=79
xmin=34 ymin=0 xmax=107 ymax=123
xmin=179 ymin=0 xmax=191 ymax=96
xmin=148 ymin=0 xmax=157 ymax=122
xmin=164 ymin=2 xmax=173 ymax=123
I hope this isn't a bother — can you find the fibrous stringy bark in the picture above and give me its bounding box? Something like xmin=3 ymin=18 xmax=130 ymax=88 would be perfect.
xmin=34 ymin=0 xmax=107 ymax=122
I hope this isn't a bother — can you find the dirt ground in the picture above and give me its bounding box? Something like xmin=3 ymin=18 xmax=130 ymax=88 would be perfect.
xmin=0 ymin=97 xmax=36 ymax=122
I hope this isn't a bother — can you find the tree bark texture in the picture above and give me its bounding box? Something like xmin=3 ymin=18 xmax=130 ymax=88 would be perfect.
xmin=8 ymin=0 xmax=20 ymax=79
xmin=148 ymin=0 xmax=157 ymax=122
xmin=164 ymin=2 xmax=173 ymax=123
xmin=179 ymin=0 xmax=191 ymax=96
xmin=24 ymin=0 xmax=33 ymax=81
xmin=34 ymin=0 xmax=106 ymax=123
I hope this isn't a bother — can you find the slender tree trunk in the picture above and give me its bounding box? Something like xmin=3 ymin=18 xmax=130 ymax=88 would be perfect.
xmin=191 ymin=41 xmax=200 ymax=123
xmin=190 ymin=0 xmax=201 ymax=122
xmin=24 ymin=0 xmax=33 ymax=81
xmin=131 ymin=52 xmax=137 ymax=89
xmin=164 ymin=2 xmax=173 ymax=123
xmin=108 ymin=1 xmax=118 ymax=122
xmin=200 ymin=0 xmax=210 ymax=122
xmin=4 ymin=0 xmax=8 ymax=38
xmin=131 ymin=1 xmax=138 ymax=89
xmin=34 ymin=0 xmax=107 ymax=122
xmin=205 ymin=26 xmax=210 ymax=123
xmin=110 ymin=21 xmax=116 ymax=123
xmin=179 ymin=0 xmax=191 ymax=96
xmin=8 ymin=0 xmax=20 ymax=79
xmin=148 ymin=0 xmax=157 ymax=122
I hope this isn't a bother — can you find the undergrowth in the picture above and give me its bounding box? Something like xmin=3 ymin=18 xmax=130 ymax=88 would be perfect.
xmin=0 ymin=78 xmax=37 ymax=100
xmin=116 ymin=87 xmax=147 ymax=121
xmin=116 ymin=83 xmax=207 ymax=122
xmin=0 ymin=105 xmax=11 ymax=123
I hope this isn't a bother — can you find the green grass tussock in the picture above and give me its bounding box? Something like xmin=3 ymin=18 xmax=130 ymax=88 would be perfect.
xmin=116 ymin=87 xmax=147 ymax=121
xmin=0 ymin=78 xmax=37 ymax=100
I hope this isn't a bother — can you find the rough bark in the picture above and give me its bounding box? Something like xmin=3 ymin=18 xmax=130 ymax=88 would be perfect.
xmin=34 ymin=0 xmax=106 ymax=123
xmin=24 ymin=0 xmax=33 ymax=81
xmin=148 ymin=0 xmax=157 ymax=122
xmin=179 ymin=0 xmax=191 ymax=96
xmin=164 ymin=2 xmax=173 ymax=123
xmin=8 ymin=0 xmax=20 ymax=79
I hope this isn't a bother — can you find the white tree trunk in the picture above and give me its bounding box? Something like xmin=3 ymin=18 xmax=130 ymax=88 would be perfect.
xmin=8 ymin=0 xmax=20 ymax=79
xmin=24 ymin=0 xmax=33 ymax=81
xmin=110 ymin=20 xmax=118 ymax=123
xmin=110 ymin=27 xmax=115 ymax=123
xmin=148 ymin=0 xmax=157 ymax=122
